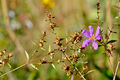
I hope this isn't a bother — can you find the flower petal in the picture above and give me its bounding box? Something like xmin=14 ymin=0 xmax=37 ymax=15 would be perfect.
xmin=82 ymin=30 xmax=90 ymax=38
xmin=82 ymin=39 xmax=91 ymax=48
xmin=95 ymin=35 xmax=101 ymax=41
xmin=95 ymin=26 xmax=100 ymax=37
xmin=92 ymin=40 xmax=98 ymax=50
xmin=89 ymin=25 xmax=94 ymax=36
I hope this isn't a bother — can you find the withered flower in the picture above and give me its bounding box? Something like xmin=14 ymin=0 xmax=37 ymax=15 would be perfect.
xmin=71 ymin=32 xmax=82 ymax=44
xmin=54 ymin=37 xmax=63 ymax=47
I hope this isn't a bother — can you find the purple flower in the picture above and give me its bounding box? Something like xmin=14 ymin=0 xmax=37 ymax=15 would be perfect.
xmin=82 ymin=26 xmax=101 ymax=50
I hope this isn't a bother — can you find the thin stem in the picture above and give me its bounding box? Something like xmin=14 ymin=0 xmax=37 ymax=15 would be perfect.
xmin=71 ymin=74 xmax=74 ymax=80
xmin=0 ymin=63 xmax=27 ymax=78
xmin=113 ymin=58 xmax=120 ymax=80
xmin=97 ymin=0 xmax=100 ymax=26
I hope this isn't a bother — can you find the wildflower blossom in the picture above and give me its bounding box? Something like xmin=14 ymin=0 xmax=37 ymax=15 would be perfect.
xmin=82 ymin=26 xmax=101 ymax=50
xmin=42 ymin=0 xmax=55 ymax=9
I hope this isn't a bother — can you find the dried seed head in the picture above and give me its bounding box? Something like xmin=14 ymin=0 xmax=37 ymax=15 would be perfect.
xmin=47 ymin=13 xmax=52 ymax=18
xmin=71 ymin=32 xmax=82 ymax=44
xmin=72 ymin=54 xmax=79 ymax=59
xmin=49 ymin=22 xmax=56 ymax=30
xmin=2 ymin=59 xmax=8 ymax=66
xmin=41 ymin=60 xmax=47 ymax=64
xmin=62 ymin=65 xmax=69 ymax=71
xmin=7 ymin=53 xmax=13 ymax=58
xmin=54 ymin=37 xmax=63 ymax=47
xmin=0 ymin=49 xmax=7 ymax=56
xmin=43 ymin=31 xmax=47 ymax=37
xmin=67 ymin=71 xmax=73 ymax=76
xmin=83 ymin=66 xmax=88 ymax=71
xmin=39 ymin=39 xmax=44 ymax=47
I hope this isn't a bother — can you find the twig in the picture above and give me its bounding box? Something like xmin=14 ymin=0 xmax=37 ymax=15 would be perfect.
xmin=0 ymin=63 xmax=27 ymax=78
xmin=113 ymin=58 xmax=120 ymax=80
xmin=97 ymin=0 xmax=100 ymax=26
xmin=71 ymin=74 xmax=74 ymax=80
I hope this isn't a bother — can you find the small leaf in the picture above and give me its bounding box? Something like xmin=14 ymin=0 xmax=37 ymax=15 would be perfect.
xmin=112 ymin=32 xmax=117 ymax=34
xmin=30 ymin=64 xmax=39 ymax=70
xmin=48 ymin=45 xmax=51 ymax=52
xmin=51 ymin=64 xmax=56 ymax=69
xmin=66 ymin=38 xmax=68 ymax=43
xmin=107 ymin=40 xmax=117 ymax=44
xmin=41 ymin=47 xmax=45 ymax=51
xmin=25 ymin=51 xmax=29 ymax=61
xmin=32 ymin=41 xmax=37 ymax=46
xmin=7 ymin=63 xmax=12 ymax=68
xmin=85 ymin=70 xmax=95 ymax=75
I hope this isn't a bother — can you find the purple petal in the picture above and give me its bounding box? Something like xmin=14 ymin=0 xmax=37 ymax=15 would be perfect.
xmin=89 ymin=25 xmax=94 ymax=36
xmin=82 ymin=30 xmax=90 ymax=38
xmin=92 ymin=40 xmax=98 ymax=50
xmin=95 ymin=35 xmax=101 ymax=41
xmin=82 ymin=39 xmax=91 ymax=48
xmin=95 ymin=26 xmax=100 ymax=37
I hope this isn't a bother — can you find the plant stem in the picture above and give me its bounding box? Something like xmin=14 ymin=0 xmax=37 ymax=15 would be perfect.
xmin=0 ymin=63 xmax=27 ymax=78
xmin=113 ymin=58 xmax=120 ymax=80
xmin=71 ymin=74 xmax=74 ymax=80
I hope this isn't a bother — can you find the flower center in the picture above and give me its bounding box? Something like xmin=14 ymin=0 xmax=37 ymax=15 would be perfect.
xmin=90 ymin=35 xmax=95 ymax=41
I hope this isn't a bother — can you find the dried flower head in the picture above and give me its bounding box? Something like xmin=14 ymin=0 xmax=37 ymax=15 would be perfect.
xmin=54 ymin=37 xmax=63 ymax=47
xmin=71 ymin=32 xmax=82 ymax=44
xmin=67 ymin=71 xmax=73 ymax=76
xmin=62 ymin=65 xmax=69 ymax=71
